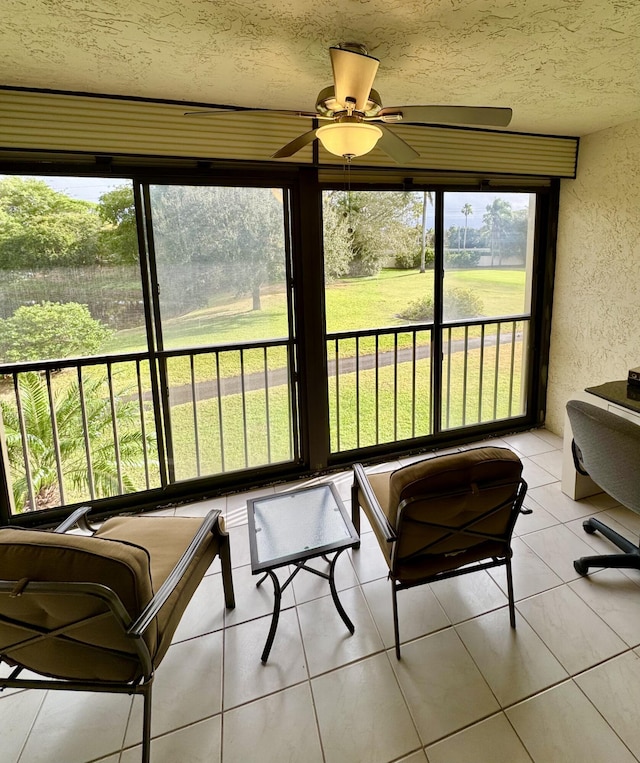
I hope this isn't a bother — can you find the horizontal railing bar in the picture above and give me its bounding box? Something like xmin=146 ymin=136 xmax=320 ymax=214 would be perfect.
xmin=327 ymin=325 xmax=432 ymax=341
xmin=327 ymin=314 xmax=529 ymax=342
xmin=0 ymin=351 xmax=150 ymax=375
xmin=158 ymin=337 xmax=291 ymax=359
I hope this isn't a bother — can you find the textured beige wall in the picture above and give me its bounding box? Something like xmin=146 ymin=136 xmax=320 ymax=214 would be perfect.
xmin=546 ymin=118 xmax=640 ymax=435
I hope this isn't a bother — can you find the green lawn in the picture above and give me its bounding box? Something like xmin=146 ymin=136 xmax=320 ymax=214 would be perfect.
xmin=4 ymin=267 xmax=529 ymax=507
xmin=105 ymin=267 xmax=526 ymax=353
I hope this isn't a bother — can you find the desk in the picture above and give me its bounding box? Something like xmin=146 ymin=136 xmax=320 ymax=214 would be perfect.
xmin=247 ymin=483 xmax=359 ymax=663
xmin=561 ymin=380 xmax=640 ymax=499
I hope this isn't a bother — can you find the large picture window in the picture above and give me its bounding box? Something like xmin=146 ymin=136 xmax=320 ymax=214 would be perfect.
xmin=0 ymin=168 xmax=554 ymax=523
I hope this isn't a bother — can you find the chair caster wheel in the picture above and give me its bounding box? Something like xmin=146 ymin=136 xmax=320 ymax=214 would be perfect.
xmin=583 ymin=521 xmax=596 ymax=534
xmin=574 ymin=559 xmax=589 ymax=576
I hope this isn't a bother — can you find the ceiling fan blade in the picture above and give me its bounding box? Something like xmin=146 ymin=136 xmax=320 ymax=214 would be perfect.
xmin=330 ymin=47 xmax=379 ymax=112
xmin=376 ymin=126 xmax=420 ymax=164
xmin=183 ymin=109 xmax=326 ymax=119
xmin=272 ymin=129 xmax=319 ymax=158
xmin=377 ymin=105 xmax=513 ymax=128
xmin=184 ymin=108 xmax=319 ymax=118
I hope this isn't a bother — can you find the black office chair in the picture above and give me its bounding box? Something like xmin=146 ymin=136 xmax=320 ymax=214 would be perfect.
xmin=567 ymin=399 xmax=640 ymax=575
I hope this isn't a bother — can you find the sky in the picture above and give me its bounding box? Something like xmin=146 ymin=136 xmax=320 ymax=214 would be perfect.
xmin=1 ymin=175 xmax=533 ymax=229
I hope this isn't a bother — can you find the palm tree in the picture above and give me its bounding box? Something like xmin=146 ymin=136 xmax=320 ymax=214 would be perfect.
xmin=482 ymin=198 xmax=513 ymax=266
xmin=461 ymin=203 xmax=473 ymax=250
xmin=1 ymin=371 xmax=156 ymax=512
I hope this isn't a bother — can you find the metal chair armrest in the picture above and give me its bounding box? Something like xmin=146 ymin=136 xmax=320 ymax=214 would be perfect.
xmin=54 ymin=506 xmax=94 ymax=534
xmin=128 ymin=509 xmax=225 ymax=638
xmin=352 ymin=463 xmax=396 ymax=543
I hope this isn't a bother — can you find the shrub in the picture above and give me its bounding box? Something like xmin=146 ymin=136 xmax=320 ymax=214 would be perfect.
xmin=445 ymin=249 xmax=482 ymax=268
xmin=398 ymin=295 xmax=435 ymax=321
xmin=394 ymin=247 xmax=435 ymax=270
xmin=0 ymin=301 xmax=113 ymax=363
xmin=399 ymin=288 xmax=483 ymax=322
xmin=444 ymin=288 xmax=483 ymax=319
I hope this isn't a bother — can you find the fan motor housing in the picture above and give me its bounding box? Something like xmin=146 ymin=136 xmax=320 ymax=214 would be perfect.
xmin=315 ymin=86 xmax=383 ymax=118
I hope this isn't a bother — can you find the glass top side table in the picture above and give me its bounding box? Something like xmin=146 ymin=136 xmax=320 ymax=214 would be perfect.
xmin=247 ymin=482 xmax=359 ymax=662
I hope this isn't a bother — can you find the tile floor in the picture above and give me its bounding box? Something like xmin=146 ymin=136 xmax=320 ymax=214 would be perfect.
xmin=5 ymin=429 xmax=640 ymax=762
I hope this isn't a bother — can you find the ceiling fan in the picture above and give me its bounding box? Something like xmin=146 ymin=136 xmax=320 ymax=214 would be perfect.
xmin=185 ymin=43 xmax=513 ymax=164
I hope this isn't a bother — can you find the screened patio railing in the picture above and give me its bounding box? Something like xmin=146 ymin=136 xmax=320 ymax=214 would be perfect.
xmin=0 ymin=317 xmax=528 ymax=515
xmin=327 ymin=315 xmax=530 ymax=453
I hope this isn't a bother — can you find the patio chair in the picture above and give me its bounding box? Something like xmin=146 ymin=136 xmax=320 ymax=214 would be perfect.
xmin=352 ymin=447 xmax=528 ymax=657
xmin=0 ymin=506 xmax=235 ymax=763
xmin=567 ymin=399 xmax=640 ymax=575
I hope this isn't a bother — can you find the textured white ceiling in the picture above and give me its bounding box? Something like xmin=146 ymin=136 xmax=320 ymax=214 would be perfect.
xmin=2 ymin=0 xmax=640 ymax=137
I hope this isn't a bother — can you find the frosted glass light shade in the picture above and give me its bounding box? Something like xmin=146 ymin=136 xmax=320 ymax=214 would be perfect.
xmin=316 ymin=122 xmax=383 ymax=158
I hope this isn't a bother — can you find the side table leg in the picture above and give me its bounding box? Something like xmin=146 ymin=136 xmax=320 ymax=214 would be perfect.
xmin=329 ymin=549 xmax=355 ymax=634
xmin=261 ymin=569 xmax=282 ymax=663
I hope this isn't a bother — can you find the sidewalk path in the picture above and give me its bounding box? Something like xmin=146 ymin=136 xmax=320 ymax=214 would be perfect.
xmin=161 ymin=330 xmax=520 ymax=406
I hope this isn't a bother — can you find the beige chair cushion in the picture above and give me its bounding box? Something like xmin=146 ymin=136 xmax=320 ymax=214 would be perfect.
xmin=358 ymin=470 xmax=394 ymax=564
xmin=0 ymin=527 xmax=155 ymax=682
xmin=96 ymin=514 xmax=221 ymax=664
xmin=390 ymin=447 xmax=523 ymax=581
xmin=0 ymin=514 xmax=223 ymax=682
xmin=358 ymin=447 xmax=523 ymax=578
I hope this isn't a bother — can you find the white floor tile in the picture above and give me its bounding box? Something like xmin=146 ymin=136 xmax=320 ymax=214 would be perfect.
xmin=361 ymin=576 xmax=450 ymax=648
xmin=390 ymin=629 xmax=499 ymax=745
xmin=431 ymin=569 xmax=507 ymax=624
xmin=521 ymin=523 xmax=597 ymax=582
xmin=527 ymin=481 xmax=596 ymax=522
xmin=222 ymin=683 xmax=322 ymax=763
xmin=502 ymin=431 xmax=556 ymax=457
xmin=347 ymin=531 xmax=391 ymax=584
xmin=20 ymin=690 xmax=131 ymax=763
xmin=124 ymin=631 xmax=223 ymax=746
xmin=120 ymin=716 xmax=221 ymax=763
xmin=223 ymin=608 xmax=308 ymax=709
xmin=506 ymin=680 xmax=637 ymax=762
xmin=529 ymin=448 xmax=564 ymax=479
xmin=313 ymin=653 xmax=421 ymax=763
xmin=426 ymin=712 xmax=532 ymax=763
xmin=570 ymin=569 xmax=640 ymax=647
xmin=518 ymin=457 xmax=556 ymax=488
xmin=173 ymin=572 xmax=226 ymax=642
xmin=513 ymin=495 xmax=560 ymax=535
xmin=456 ymin=608 xmax=567 ymax=707
xmin=0 ymin=689 xmax=46 ymax=763
xmin=297 ymin=586 xmax=384 ymax=676
xmin=576 ymin=651 xmax=640 ymax=758
xmin=517 ymin=585 xmax=626 ymax=674
xmin=489 ymin=537 xmax=563 ymax=600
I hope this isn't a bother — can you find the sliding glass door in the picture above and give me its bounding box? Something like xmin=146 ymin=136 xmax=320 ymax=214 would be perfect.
xmin=145 ymin=183 xmax=300 ymax=482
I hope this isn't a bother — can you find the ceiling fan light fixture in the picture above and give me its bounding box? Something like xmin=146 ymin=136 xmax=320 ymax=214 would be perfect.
xmin=316 ymin=122 xmax=383 ymax=158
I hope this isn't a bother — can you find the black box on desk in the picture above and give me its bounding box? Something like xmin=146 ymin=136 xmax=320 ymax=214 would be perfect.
xmin=627 ymin=384 xmax=640 ymax=401
xmin=628 ymin=366 xmax=640 ymax=387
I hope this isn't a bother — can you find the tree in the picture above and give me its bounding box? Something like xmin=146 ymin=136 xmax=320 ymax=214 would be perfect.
xmin=0 ymin=177 xmax=102 ymax=268
xmin=419 ymin=191 xmax=433 ymax=273
xmin=461 ymin=203 xmax=473 ymax=249
xmin=1 ymin=372 xmax=156 ymax=511
xmin=0 ymin=302 xmax=113 ymax=363
xmin=482 ymin=198 xmax=513 ymax=266
xmin=322 ymin=191 xmax=353 ymax=280
xmin=324 ymin=190 xmax=419 ymax=277
xmin=149 ymin=185 xmax=285 ymax=311
xmin=97 ymin=184 xmax=139 ymax=263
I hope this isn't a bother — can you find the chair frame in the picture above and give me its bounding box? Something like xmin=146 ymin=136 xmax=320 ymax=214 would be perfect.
xmin=352 ymin=461 xmax=529 ymax=658
xmin=0 ymin=506 xmax=235 ymax=763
